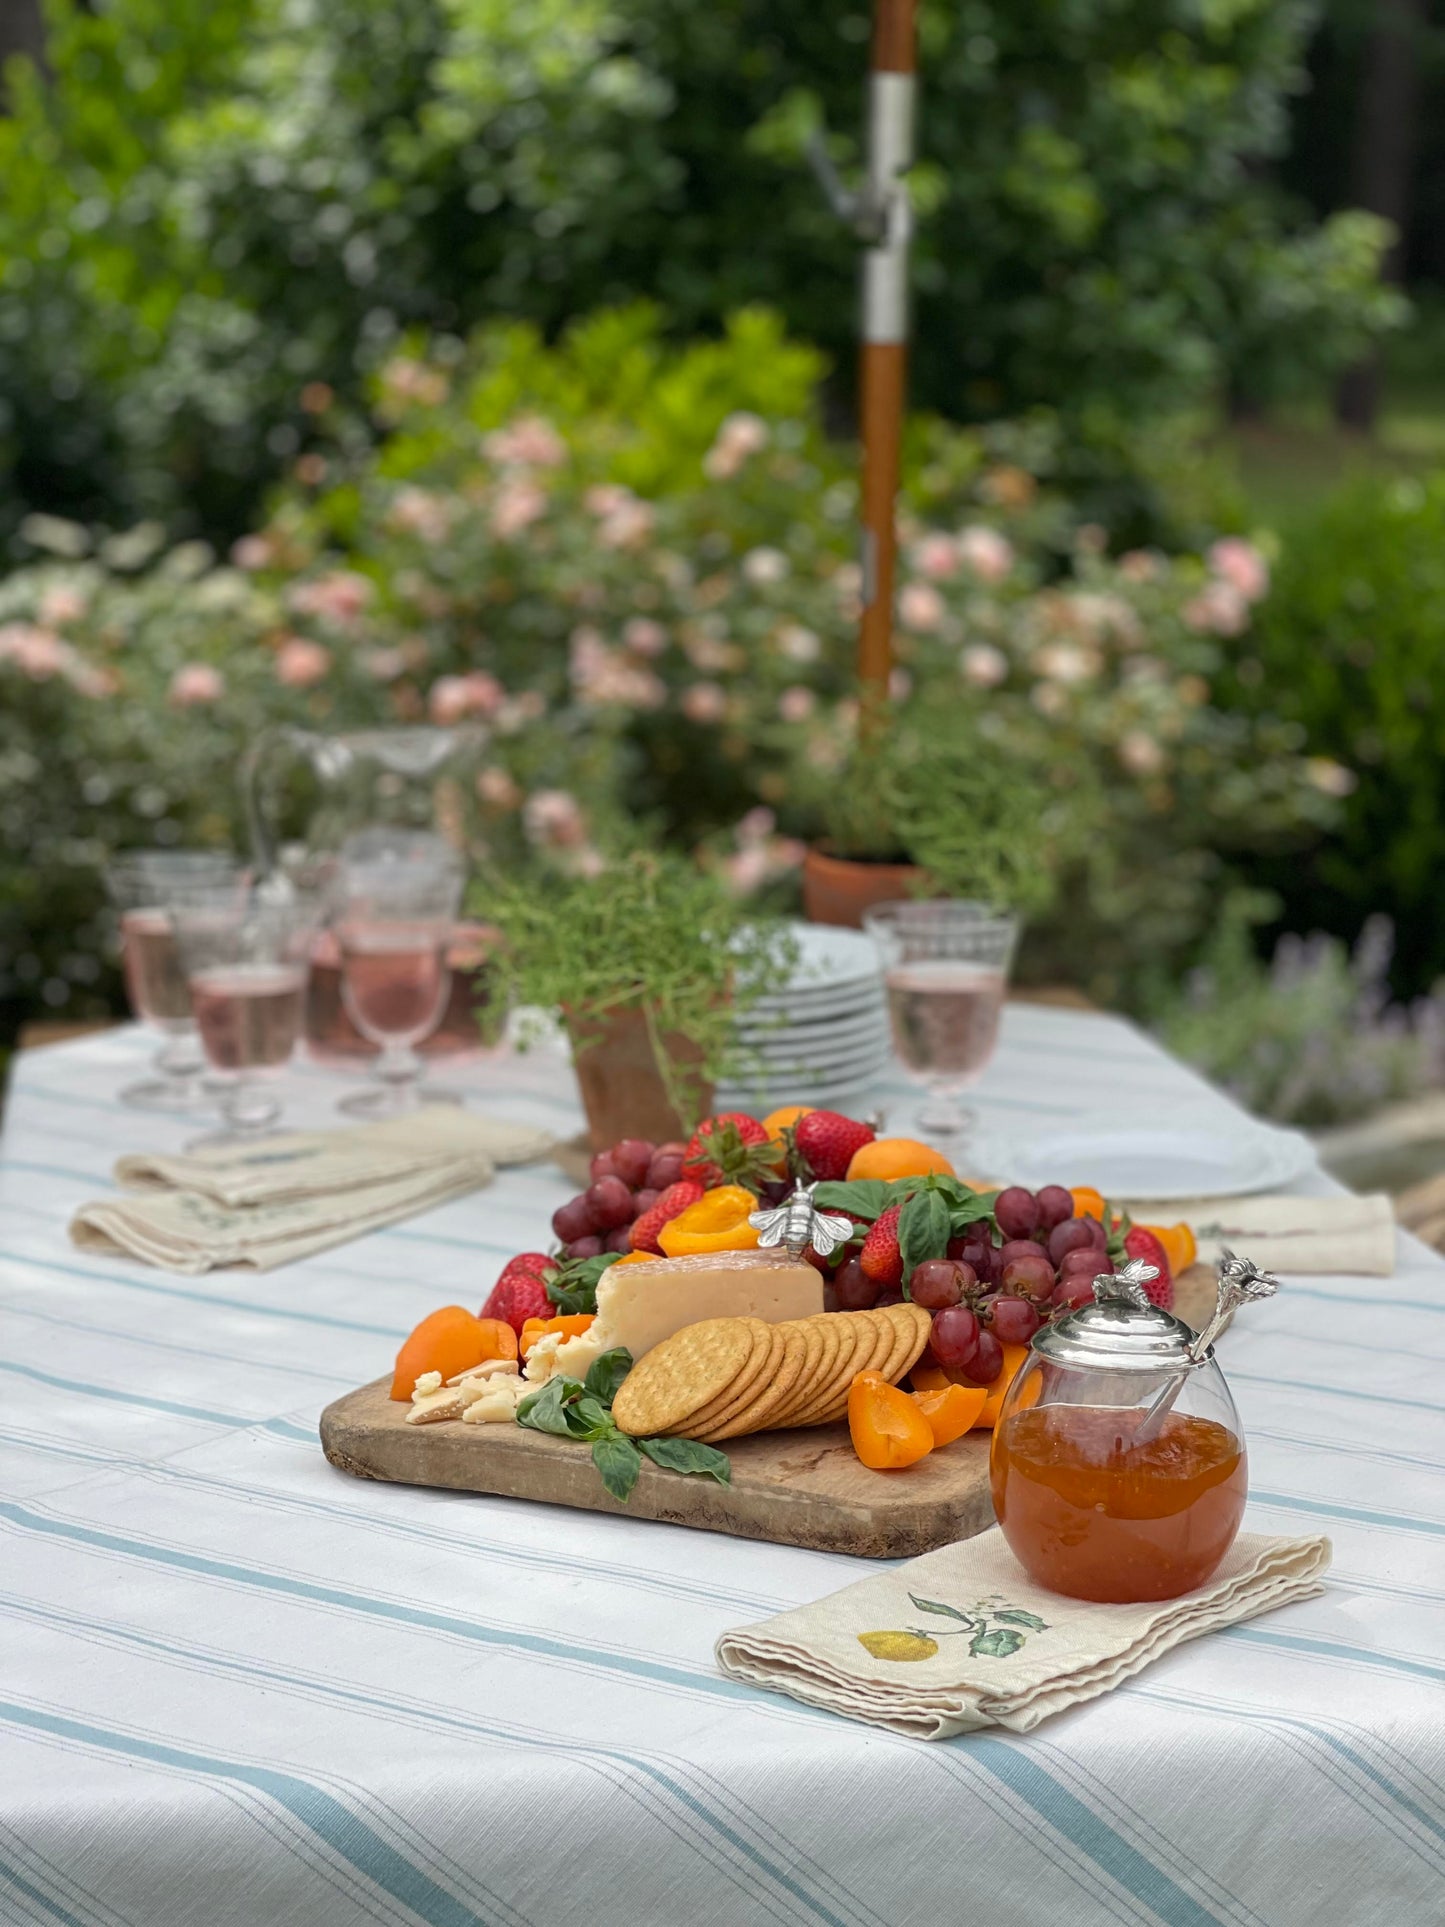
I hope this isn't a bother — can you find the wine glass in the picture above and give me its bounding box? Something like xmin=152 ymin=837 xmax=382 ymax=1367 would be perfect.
xmin=863 ymin=899 xmax=1019 ymax=1152
xmin=103 ymin=851 xmax=248 ymax=1110
xmin=334 ymin=856 xmax=464 ymax=1117
xmin=170 ymin=885 xmax=320 ymax=1148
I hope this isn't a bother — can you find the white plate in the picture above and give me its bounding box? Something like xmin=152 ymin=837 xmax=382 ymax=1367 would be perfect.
xmin=998 ymin=1124 xmax=1317 ymax=1202
xmin=745 ymin=922 xmax=883 ymax=1008
xmin=738 ymin=1018 xmax=891 ymax=1057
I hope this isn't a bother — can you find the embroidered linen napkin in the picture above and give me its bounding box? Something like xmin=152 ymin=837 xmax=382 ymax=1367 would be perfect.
xmin=716 ymin=1527 xmax=1331 ymax=1739
xmin=1136 ymin=1193 xmax=1396 ymax=1277
xmin=69 ymin=1109 xmax=552 ymax=1274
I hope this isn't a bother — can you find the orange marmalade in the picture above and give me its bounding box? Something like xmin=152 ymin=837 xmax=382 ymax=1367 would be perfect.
xmin=991 ymin=1405 xmax=1247 ymax=1602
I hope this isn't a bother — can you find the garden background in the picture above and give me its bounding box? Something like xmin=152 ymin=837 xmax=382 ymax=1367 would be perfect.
xmin=3 ymin=0 xmax=1445 ymax=1166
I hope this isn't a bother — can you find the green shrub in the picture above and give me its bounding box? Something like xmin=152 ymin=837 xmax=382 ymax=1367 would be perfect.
xmin=1231 ymin=474 xmax=1445 ymax=996
xmin=0 ymin=307 xmax=1341 ymax=1035
xmin=0 ymin=0 xmax=1401 ymax=547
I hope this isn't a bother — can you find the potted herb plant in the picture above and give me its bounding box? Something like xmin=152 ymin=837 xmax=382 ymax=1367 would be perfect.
xmin=802 ymin=729 xmax=1053 ymax=926
xmin=483 ymin=850 xmax=796 ymax=1148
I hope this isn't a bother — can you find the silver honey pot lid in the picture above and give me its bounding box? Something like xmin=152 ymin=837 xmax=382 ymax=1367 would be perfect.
xmin=1031 ymin=1252 xmax=1280 ymax=1374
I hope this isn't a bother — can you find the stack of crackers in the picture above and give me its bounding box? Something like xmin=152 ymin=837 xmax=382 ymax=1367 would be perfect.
xmin=611 ymin=1304 xmax=932 ymax=1444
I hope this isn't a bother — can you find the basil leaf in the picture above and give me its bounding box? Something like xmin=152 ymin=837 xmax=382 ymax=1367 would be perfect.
xmin=515 ymin=1376 xmax=583 ymax=1438
xmin=639 ymin=1436 xmax=733 ymax=1485
xmin=568 ymin=1394 xmax=621 ymax=1439
xmin=898 ymin=1189 xmax=952 ymax=1288
xmin=909 ymin=1593 xmax=976 ymax=1624
xmin=949 ymin=1193 xmax=997 ymax=1234
xmin=969 ymin=1628 xmax=1026 ymax=1659
xmin=592 ymin=1433 xmax=642 ymax=1503
xmin=545 ymin=1250 xmax=623 ymax=1315
xmin=812 ymin=1179 xmax=893 ymax=1221
xmin=583 ymin=1347 xmax=633 ymax=1408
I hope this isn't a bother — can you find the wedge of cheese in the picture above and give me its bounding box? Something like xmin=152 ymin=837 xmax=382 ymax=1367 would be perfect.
xmin=524 ymin=1248 xmax=822 ymax=1384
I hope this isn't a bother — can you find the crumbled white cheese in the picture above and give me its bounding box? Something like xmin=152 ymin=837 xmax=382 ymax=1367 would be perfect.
xmin=412 ymin=1371 xmax=444 ymax=1399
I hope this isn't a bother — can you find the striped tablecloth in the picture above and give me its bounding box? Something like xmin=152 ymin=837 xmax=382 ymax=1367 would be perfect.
xmin=1 ymin=1011 xmax=1441 ymax=1927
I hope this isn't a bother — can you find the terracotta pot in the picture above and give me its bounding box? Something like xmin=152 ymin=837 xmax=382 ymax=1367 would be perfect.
xmin=801 ymin=845 xmax=925 ymax=929
xmin=565 ymin=1001 xmax=712 ymax=1152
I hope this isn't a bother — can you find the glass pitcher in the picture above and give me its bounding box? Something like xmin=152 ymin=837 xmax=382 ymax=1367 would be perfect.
xmin=239 ymin=725 xmax=487 ymax=877
xmin=990 ymin=1254 xmax=1278 ymax=1603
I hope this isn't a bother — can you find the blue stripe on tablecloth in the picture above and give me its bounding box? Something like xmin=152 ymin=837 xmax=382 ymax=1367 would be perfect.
xmin=1281 ymin=1284 xmax=1445 ymax=1318
xmin=1250 ymin=1427 xmax=1445 ymax=1475
xmin=1249 ymin=1489 xmax=1445 ymax=1538
xmin=0 ymin=1701 xmax=490 ymax=1927
xmin=1 ymin=1598 xmax=870 ymax=1927
xmin=0 ymin=1249 xmax=406 ymax=1338
xmin=0 ymin=1853 xmax=88 ymax=1927
xmin=1231 ymin=1370 xmax=1445 ymax=1415
xmin=0 ymin=1160 xmax=115 ymax=1190
xmin=0 ymin=1507 xmax=1265 ymax=1925
xmin=1221 ymin=1626 xmax=1445 ymax=1683
xmin=4 ymin=1302 xmax=361 ymax=1385
xmin=0 ymin=1360 xmax=262 ymax=1430
xmin=960 ymin=1737 xmax=1225 ymax=1927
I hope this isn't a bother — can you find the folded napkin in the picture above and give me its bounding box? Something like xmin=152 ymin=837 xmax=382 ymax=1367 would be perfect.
xmin=716 ymin=1527 xmax=1330 ymax=1740
xmin=70 ymin=1109 xmax=552 ymax=1274
xmin=1136 ymin=1192 xmax=1396 ymax=1277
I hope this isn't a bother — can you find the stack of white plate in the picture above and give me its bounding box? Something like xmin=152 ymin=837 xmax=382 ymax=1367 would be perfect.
xmin=716 ymin=922 xmax=892 ymax=1113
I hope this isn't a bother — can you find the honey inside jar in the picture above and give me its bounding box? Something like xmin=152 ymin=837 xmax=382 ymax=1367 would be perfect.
xmin=991 ymin=1405 xmax=1247 ymax=1602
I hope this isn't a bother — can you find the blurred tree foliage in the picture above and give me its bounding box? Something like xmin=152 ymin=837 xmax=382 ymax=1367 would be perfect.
xmin=0 ymin=0 xmax=1401 ymax=548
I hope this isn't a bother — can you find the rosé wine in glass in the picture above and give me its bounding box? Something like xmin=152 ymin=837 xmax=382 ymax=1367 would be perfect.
xmin=864 ymin=899 xmax=1019 ymax=1153
xmin=120 ymin=909 xmax=192 ymax=1028
xmin=190 ymin=964 xmax=307 ymax=1072
xmin=885 ymin=959 xmax=1008 ymax=1084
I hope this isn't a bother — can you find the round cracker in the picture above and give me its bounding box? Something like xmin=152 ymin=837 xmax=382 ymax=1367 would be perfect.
xmin=667 ymin=1318 xmax=774 ymax=1433
xmin=673 ymin=1323 xmax=782 ymax=1437
xmin=875 ymin=1302 xmax=933 ymax=1386
xmin=774 ymin=1313 xmax=844 ymax=1430
xmin=697 ymin=1325 xmax=811 ymax=1441
xmin=816 ymin=1310 xmax=899 ymax=1423
xmin=765 ymin=1316 xmax=828 ymax=1427
xmin=612 ymin=1318 xmax=756 ymax=1437
xmin=783 ymin=1311 xmax=871 ymax=1429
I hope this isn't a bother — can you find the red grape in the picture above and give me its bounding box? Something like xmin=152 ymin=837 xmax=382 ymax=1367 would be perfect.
xmin=993 ymin=1187 xmax=1039 ymax=1241
xmin=586 ymin=1175 xmax=635 ymax=1230
xmin=1051 ymin=1274 xmax=1095 ymax=1311
xmin=645 ymin=1151 xmax=687 ymax=1191
xmin=551 ymin=1195 xmax=597 ymax=1242
xmin=1035 ymin=1184 xmax=1074 ymax=1231
xmin=910 ymin=1259 xmax=970 ymax=1310
xmin=1047 ymin=1217 xmax=1099 ymax=1265
xmin=1000 ymin=1254 xmax=1055 ymax=1303
xmin=1059 ymin=1245 xmax=1108 ymax=1281
xmin=833 ymin=1257 xmax=879 ymax=1311
xmin=971 ymin=1330 xmax=1004 ymax=1383
xmin=951 ymin=1238 xmax=999 ymax=1284
xmin=999 ymin=1238 xmax=1048 ymax=1266
xmin=930 ymin=1305 xmax=982 ymax=1374
xmin=631 ymin=1187 xmax=659 ymax=1218
xmin=604 ymin=1224 xmax=634 ymax=1254
xmin=589 ymin=1150 xmax=620 ymax=1183
xmin=610 ymin=1138 xmax=655 ymax=1188
xmin=564 ymin=1234 xmax=604 ymax=1260
xmin=990 ymin=1295 xmax=1042 ymax=1344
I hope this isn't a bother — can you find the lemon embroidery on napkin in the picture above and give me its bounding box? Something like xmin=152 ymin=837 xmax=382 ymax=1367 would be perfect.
xmin=858 ymin=1594 xmax=1050 ymax=1664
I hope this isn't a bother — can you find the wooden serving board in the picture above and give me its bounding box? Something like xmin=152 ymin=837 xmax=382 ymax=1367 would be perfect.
xmin=319 ymin=1267 xmax=1220 ymax=1560
xmin=321 ymin=1376 xmax=995 ymax=1559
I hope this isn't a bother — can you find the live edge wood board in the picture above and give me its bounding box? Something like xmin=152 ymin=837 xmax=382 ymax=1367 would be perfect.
xmin=319 ymin=1266 xmax=1219 ymax=1560
xmin=320 ymin=1375 xmax=994 ymax=1559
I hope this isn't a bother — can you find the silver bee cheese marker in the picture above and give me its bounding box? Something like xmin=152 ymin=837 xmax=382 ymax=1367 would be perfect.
xmin=749 ymin=1182 xmax=856 ymax=1262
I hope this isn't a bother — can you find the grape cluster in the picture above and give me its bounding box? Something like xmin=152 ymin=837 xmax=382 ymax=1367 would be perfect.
xmin=838 ymin=1184 xmax=1112 ymax=1388
xmin=551 ymin=1139 xmax=689 ymax=1257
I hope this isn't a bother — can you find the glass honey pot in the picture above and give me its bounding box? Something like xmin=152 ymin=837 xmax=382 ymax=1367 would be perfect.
xmin=990 ymin=1254 xmax=1279 ymax=1603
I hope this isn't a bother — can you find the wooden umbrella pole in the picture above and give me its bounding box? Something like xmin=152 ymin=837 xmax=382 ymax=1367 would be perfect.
xmin=857 ymin=0 xmax=917 ymax=720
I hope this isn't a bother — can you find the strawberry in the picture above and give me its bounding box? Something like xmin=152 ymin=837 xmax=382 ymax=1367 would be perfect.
xmin=683 ymin=1113 xmax=775 ymax=1192
xmin=859 ymin=1202 xmax=904 ymax=1287
xmin=790 ymin=1109 xmax=875 ymax=1183
xmin=480 ymin=1258 xmax=554 ymax=1333
xmin=628 ymin=1178 xmax=705 ymax=1254
xmin=1124 ymin=1226 xmax=1174 ymax=1311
